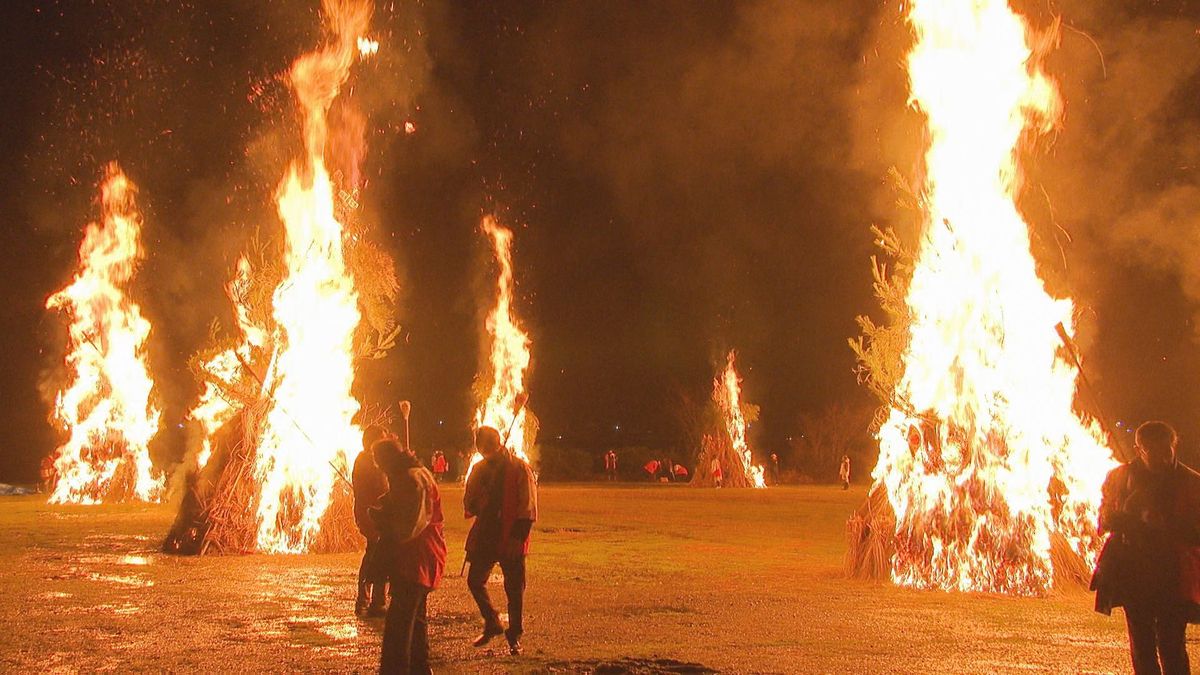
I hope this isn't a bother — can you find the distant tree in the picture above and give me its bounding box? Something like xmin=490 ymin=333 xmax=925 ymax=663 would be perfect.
xmin=790 ymin=403 xmax=874 ymax=482
xmin=847 ymin=169 xmax=919 ymax=429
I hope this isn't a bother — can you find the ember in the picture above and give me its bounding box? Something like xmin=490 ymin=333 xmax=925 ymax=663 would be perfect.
xmin=45 ymin=163 xmax=163 ymax=505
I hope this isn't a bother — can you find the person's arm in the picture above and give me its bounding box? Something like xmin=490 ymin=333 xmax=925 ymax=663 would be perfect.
xmin=464 ymin=462 xmax=483 ymax=519
xmin=1097 ymin=467 xmax=1133 ymax=535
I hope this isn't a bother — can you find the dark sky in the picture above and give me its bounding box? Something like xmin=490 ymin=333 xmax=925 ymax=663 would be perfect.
xmin=1 ymin=0 xmax=1198 ymax=481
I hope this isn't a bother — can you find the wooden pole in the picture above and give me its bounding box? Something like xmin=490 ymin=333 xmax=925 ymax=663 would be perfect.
xmin=1055 ymin=322 xmax=1129 ymax=462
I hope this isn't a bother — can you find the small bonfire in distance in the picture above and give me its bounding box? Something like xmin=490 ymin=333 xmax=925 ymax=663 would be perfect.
xmin=45 ymin=162 xmax=164 ymax=505
xmin=164 ymin=0 xmax=399 ymax=555
xmin=693 ymin=351 xmax=766 ymax=489
xmin=469 ymin=215 xmax=538 ymax=474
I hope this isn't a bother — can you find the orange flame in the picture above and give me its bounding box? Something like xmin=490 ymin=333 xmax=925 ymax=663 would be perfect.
xmin=471 ymin=216 xmax=534 ymax=470
xmin=190 ymin=0 xmax=375 ymax=553
xmin=715 ymin=351 xmax=766 ymax=489
xmin=871 ymin=0 xmax=1115 ymax=594
xmin=46 ymin=163 xmax=163 ymax=504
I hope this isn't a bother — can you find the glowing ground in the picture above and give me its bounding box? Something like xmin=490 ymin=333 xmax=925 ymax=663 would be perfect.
xmin=0 ymin=485 xmax=1170 ymax=673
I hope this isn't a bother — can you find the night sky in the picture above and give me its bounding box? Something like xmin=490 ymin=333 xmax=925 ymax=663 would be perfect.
xmin=1 ymin=0 xmax=1198 ymax=482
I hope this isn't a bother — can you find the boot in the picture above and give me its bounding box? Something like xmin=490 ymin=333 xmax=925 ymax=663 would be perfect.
xmin=355 ymin=581 xmax=369 ymax=616
xmin=366 ymin=582 xmax=388 ymax=617
xmin=472 ymin=619 xmax=506 ymax=647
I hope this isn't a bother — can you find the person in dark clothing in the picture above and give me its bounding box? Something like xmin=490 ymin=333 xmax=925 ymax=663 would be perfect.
xmin=464 ymin=426 xmax=538 ymax=656
xmin=354 ymin=425 xmax=392 ymax=616
xmin=1092 ymin=421 xmax=1200 ymax=675
xmin=370 ymin=439 xmax=447 ymax=675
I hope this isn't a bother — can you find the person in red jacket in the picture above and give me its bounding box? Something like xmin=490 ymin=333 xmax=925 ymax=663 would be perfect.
xmin=353 ymin=426 xmax=391 ymax=616
xmin=431 ymin=451 xmax=448 ymax=483
xmin=464 ymin=426 xmax=538 ymax=656
xmin=370 ymin=438 xmax=447 ymax=674
xmin=1092 ymin=421 xmax=1200 ymax=675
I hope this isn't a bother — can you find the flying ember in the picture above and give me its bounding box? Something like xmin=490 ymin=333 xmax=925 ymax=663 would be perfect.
xmin=471 ymin=216 xmax=538 ymax=470
xmin=870 ymin=0 xmax=1116 ymax=595
xmin=45 ymin=162 xmax=163 ymax=505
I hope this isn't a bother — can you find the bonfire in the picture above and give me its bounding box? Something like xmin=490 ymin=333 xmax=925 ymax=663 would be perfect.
xmin=847 ymin=0 xmax=1115 ymax=594
xmin=164 ymin=0 xmax=399 ymax=555
xmin=693 ymin=351 xmax=766 ymax=488
xmin=468 ymin=216 xmax=539 ymax=473
xmin=45 ymin=162 xmax=164 ymax=505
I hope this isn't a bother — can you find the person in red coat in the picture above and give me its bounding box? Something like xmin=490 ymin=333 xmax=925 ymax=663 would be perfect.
xmin=1092 ymin=421 xmax=1200 ymax=675
xmin=370 ymin=439 xmax=447 ymax=674
xmin=353 ymin=426 xmax=391 ymax=616
xmin=431 ymin=451 xmax=448 ymax=483
xmin=464 ymin=426 xmax=538 ymax=655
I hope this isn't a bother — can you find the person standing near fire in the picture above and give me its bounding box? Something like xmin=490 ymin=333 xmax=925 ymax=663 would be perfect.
xmin=604 ymin=449 xmax=618 ymax=481
xmin=839 ymin=455 xmax=852 ymax=490
xmin=710 ymin=456 xmax=723 ymax=488
xmin=369 ymin=438 xmax=446 ymax=674
xmin=464 ymin=425 xmax=538 ymax=656
xmin=353 ymin=425 xmax=391 ymax=616
xmin=1092 ymin=421 xmax=1200 ymax=675
xmin=431 ymin=450 xmax=448 ymax=483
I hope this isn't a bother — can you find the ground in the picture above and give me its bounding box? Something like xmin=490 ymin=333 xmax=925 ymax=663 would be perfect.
xmin=0 ymin=484 xmax=1180 ymax=673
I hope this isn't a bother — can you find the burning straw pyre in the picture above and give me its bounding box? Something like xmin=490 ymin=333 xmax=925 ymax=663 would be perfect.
xmin=164 ymin=0 xmax=398 ymax=555
xmin=692 ymin=351 xmax=766 ymax=489
xmin=45 ymin=163 xmax=164 ymax=505
xmin=847 ymin=0 xmax=1116 ymax=594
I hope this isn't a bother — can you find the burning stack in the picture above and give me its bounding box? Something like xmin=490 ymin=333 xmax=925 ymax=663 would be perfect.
xmin=45 ymin=163 xmax=164 ymax=505
xmin=693 ymin=351 xmax=766 ymax=489
xmin=469 ymin=216 xmax=538 ymax=471
xmin=848 ymin=0 xmax=1115 ymax=594
xmin=164 ymin=0 xmax=398 ymax=555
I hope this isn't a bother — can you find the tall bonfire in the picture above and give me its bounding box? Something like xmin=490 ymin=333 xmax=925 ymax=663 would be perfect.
xmin=165 ymin=0 xmax=399 ymax=555
xmin=693 ymin=351 xmax=766 ymax=488
xmin=45 ymin=163 xmax=164 ymax=504
xmin=469 ymin=216 xmax=538 ymax=473
xmin=848 ymin=0 xmax=1115 ymax=594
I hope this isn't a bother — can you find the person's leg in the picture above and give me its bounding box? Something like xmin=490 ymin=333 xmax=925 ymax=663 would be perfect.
xmin=499 ymin=556 xmax=527 ymax=642
xmin=1125 ymin=605 xmax=1164 ymax=675
xmin=357 ymin=541 xmax=373 ymax=614
xmin=467 ymin=559 xmax=500 ymax=625
xmin=410 ymin=589 xmax=432 ymax=675
xmin=467 ymin=558 xmax=505 ymax=646
xmin=380 ymin=582 xmax=419 ymax=674
xmin=1154 ymin=605 xmax=1190 ymax=675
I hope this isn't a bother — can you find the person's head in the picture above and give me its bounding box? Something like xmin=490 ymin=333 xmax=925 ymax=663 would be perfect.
xmin=475 ymin=426 xmax=502 ymax=457
xmin=362 ymin=425 xmax=388 ymax=454
xmin=372 ymin=438 xmax=417 ymax=477
xmin=1135 ymin=421 xmax=1178 ymax=473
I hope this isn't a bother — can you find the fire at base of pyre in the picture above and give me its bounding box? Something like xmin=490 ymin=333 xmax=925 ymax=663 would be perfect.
xmin=163 ymin=402 xmax=390 ymax=556
xmin=845 ymin=419 xmax=1097 ymax=589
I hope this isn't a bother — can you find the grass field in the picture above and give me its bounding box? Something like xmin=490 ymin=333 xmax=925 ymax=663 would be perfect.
xmin=0 ymin=484 xmax=1176 ymax=673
